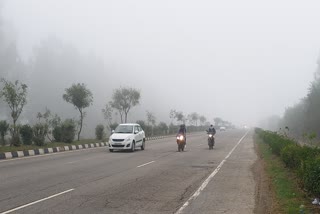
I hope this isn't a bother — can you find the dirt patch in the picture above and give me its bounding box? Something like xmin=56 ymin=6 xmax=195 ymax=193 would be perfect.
xmin=252 ymin=141 xmax=278 ymax=214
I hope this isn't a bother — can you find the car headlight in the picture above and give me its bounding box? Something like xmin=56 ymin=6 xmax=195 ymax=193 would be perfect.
xmin=125 ymin=138 xmax=131 ymax=142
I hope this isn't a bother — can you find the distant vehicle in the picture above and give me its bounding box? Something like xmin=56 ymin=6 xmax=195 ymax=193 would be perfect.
xmin=108 ymin=123 xmax=145 ymax=152
xmin=219 ymin=126 xmax=226 ymax=131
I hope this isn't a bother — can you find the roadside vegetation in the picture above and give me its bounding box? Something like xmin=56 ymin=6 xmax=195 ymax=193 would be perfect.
xmin=255 ymin=128 xmax=320 ymax=213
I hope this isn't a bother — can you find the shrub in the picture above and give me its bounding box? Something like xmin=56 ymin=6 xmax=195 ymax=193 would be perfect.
xmin=20 ymin=124 xmax=33 ymax=145
xmin=0 ymin=120 xmax=9 ymax=146
xmin=95 ymin=124 xmax=104 ymax=140
xmin=280 ymin=144 xmax=304 ymax=169
xmin=303 ymin=156 xmax=320 ymax=196
xmin=61 ymin=119 xmax=76 ymax=143
xmin=33 ymin=123 xmax=48 ymax=146
xmin=52 ymin=126 xmax=62 ymax=142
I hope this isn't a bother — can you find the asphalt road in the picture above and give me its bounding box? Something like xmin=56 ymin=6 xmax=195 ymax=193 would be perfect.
xmin=0 ymin=129 xmax=255 ymax=214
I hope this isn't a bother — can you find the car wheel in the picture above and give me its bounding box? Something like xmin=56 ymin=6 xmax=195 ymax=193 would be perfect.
xmin=109 ymin=149 xmax=114 ymax=152
xmin=141 ymin=139 xmax=145 ymax=150
xmin=131 ymin=142 xmax=135 ymax=152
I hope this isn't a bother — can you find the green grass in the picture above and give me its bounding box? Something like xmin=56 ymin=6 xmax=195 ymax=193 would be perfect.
xmin=256 ymin=136 xmax=316 ymax=214
xmin=0 ymin=138 xmax=107 ymax=153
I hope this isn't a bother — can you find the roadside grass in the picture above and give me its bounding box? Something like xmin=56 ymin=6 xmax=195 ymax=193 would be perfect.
xmin=256 ymin=136 xmax=317 ymax=214
xmin=0 ymin=139 xmax=107 ymax=153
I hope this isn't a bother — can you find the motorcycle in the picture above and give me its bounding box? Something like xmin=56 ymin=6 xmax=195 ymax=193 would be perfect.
xmin=176 ymin=134 xmax=186 ymax=152
xmin=207 ymin=131 xmax=215 ymax=150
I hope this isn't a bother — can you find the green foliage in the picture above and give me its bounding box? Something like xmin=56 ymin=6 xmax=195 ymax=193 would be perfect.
xmin=110 ymin=87 xmax=140 ymax=123
xmin=0 ymin=79 xmax=28 ymax=146
xmin=63 ymin=83 xmax=93 ymax=141
xmin=303 ymin=157 xmax=320 ymax=196
xmin=60 ymin=119 xmax=76 ymax=143
xmin=20 ymin=124 xmax=33 ymax=145
xmin=0 ymin=120 xmax=9 ymax=145
xmin=256 ymin=128 xmax=320 ymax=198
xmin=52 ymin=126 xmax=62 ymax=142
xmin=33 ymin=123 xmax=48 ymax=146
xmin=95 ymin=124 xmax=104 ymax=140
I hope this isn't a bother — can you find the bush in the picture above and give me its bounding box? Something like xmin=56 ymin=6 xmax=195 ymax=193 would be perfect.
xmin=20 ymin=124 xmax=33 ymax=145
xmin=61 ymin=119 xmax=76 ymax=143
xmin=0 ymin=120 xmax=9 ymax=146
xmin=257 ymin=128 xmax=320 ymax=196
xmin=33 ymin=123 xmax=48 ymax=146
xmin=52 ymin=126 xmax=62 ymax=142
xmin=95 ymin=124 xmax=104 ymax=140
xmin=280 ymin=144 xmax=303 ymax=169
xmin=303 ymin=156 xmax=320 ymax=196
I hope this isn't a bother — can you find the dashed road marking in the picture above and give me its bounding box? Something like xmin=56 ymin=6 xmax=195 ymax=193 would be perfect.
xmin=137 ymin=161 xmax=155 ymax=168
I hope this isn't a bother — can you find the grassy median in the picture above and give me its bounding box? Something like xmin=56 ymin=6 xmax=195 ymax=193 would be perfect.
xmin=255 ymin=135 xmax=318 ymax=214
xmin=0 ymin=139 xmax=106 ymax=153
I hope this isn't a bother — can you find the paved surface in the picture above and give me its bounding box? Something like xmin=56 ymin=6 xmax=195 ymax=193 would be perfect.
xmin=0 ymin=129 xmax=255 ymax=214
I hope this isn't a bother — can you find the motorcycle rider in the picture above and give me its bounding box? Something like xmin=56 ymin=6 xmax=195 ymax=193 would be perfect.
xmin=207 ymin=124 xmax=216 ymax=135
xmin=177 ymin=124 xmax=187 ymax=144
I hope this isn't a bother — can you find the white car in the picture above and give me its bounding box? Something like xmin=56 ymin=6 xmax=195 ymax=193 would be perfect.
xmin=220 ymin=126 xmax=226 ymax=131
xmin=108 ymin=123 xmax=145 ymax=152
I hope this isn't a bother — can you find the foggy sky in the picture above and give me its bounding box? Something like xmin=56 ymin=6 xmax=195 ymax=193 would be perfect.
xmin=2 ymin=0 xmax=320 ymax=127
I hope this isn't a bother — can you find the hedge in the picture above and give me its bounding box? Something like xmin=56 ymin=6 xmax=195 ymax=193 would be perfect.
xmin=255 ymin=128 xmax=320 ymax=196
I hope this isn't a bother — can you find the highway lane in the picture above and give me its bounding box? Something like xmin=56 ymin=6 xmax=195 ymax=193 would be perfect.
xmin=0 ymin=129 xmax=253 ymax=214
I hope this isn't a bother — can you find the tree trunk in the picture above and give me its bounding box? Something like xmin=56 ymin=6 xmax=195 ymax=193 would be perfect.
xmin=125 ymin=113 xmax=128 ymax=123
xmin=78 ymin=109 xmax=83 ymax=141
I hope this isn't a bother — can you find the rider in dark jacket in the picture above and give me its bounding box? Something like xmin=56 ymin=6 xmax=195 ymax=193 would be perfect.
xmin=177 ymin=124 xmax=187 ymax=143
xmin=207 ymin=124 xmax=216 ymax=135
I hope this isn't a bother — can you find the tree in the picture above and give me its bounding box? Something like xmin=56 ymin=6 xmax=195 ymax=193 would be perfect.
xmin=146 ymin=111 xmax=156 ymax=136
xmin=169 ymin=109 xmax=176 ymax=124
xmin=0 ymin=120 xmax=9 ymax=146
xmin=63 ymin=83 xmax=93 ymax=141
xmin=102 ymin=103 xmax=113 ymax=128
xmin=0 ymin=79 xmax=27 ymax=146
xmin=110 ymin=87 xmax=140 ymax=123
xmin=157 ymin=122 xmax=168 ymax=135
xmin=199 ymin=115 xmax=207 ymax=126
xmin=214 ymin=117 xmax=223 ymax=126
xmin=175 ymin=111 xmax=185 ymax=124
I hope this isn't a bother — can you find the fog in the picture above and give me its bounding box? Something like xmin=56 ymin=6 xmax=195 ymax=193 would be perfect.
xmin=1 ymin=0 xmax=320 ymax=136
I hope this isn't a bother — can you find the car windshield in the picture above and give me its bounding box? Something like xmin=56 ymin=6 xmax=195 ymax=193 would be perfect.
xmin=114 ymin=125 xmax=133 ymax=134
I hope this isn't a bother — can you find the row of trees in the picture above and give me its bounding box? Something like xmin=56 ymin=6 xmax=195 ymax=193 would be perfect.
xmin=0 ymin=77 xmax=142 ymax=146
xmin=271 ymin=58 xmax=320 ymax=143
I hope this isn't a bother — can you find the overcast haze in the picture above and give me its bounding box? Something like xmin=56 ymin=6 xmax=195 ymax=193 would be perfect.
xmin=2 ymin=0 xmax=320 ymax=129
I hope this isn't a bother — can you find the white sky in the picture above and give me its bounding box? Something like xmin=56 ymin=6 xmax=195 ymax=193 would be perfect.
xmin=2 ymin=0 xmax=320 ymax=126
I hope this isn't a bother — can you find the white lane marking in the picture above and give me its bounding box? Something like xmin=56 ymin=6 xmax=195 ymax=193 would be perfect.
xmin=0 ymin=146 xmax=106 ymax=163
xmin=175 ymin=131 xmax=249 ymax=214
xmin=137 ymin=161 xmax=155 ymax=168
xmin=0 ymin=189 xmax=74 ymax=214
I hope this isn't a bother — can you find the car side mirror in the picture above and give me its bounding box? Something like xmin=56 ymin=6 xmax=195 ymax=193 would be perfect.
xmin=134 ymin=130 xmax=139 ymax=134
xmin=111 ymin=130 xmax=115 ymax=134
